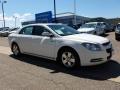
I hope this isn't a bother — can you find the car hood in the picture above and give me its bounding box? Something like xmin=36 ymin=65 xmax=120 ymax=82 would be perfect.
xmin=77 ymin=28 xmax=95 ymax=32
xmin=63 ymin=34 xmax=109 ymax=44
xmin=1 ymin=31 xmax=9 ymax=33
xmin=9 ymin=31 xmax=17 ymax=33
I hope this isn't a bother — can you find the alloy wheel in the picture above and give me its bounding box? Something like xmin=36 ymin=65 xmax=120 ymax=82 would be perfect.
xmin=61 ymin=52 xmax=76 ymax=68
xmin=12 ymin=44 xmax=20 ymax=56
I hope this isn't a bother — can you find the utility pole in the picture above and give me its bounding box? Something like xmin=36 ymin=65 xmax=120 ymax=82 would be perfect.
xmin=74 ymin=0 xmax=77 ymax=25
xmin=54 ymin=0 xmax=57 ymax=23
xmin=0 ymin=0 xmax=7 ymax=30
xmin=13 ymin=16 xmax=17 ymax=28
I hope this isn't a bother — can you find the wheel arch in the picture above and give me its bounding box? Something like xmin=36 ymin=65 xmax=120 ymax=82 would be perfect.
xmin=11 ymin=42 xmax=21 ymax=52
xmin=57 ymin=46 xmax=80 ymax=61
xmin=57 ymin=46 xmax=81 ymax=67
xmin=11 ymin=42 xmax=18 ymax=48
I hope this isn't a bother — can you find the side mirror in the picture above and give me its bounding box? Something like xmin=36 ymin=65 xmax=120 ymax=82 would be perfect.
xmin=42 ymin=32 xmax=54 ymax=37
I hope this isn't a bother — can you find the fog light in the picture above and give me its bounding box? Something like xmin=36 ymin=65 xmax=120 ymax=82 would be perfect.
xmin=90 ymin=58 xmax=103 ymax=62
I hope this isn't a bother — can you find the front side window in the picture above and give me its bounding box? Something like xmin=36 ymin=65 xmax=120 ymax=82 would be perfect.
xmin=32 ymin=26 xmax=51 ymax=36
xmin=19 ymin=26 xmax=33 ymax=35
xmin=48 ymin=25 xmax=79 ymax=36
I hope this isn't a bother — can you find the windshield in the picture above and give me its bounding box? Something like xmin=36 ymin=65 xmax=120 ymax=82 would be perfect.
xmin=48 ymin=25 xmax=80 ymax=36
xmin=81 ymin=24 xmax=96 ymax=28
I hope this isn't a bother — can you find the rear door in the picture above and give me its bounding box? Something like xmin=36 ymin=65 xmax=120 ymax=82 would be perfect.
xmin=18 ymin=26 xmax=34 ymax=53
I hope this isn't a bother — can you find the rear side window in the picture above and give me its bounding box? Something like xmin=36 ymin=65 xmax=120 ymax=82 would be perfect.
xmin=19 ymin=26 xmax=33 ymax=35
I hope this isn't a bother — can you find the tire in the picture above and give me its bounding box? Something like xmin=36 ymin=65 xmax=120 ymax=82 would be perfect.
xmin=103 ymin=30 xmax=105 ymax=35
xmin=116 ymin=37 xmax=120 ymax=41
xmin=58 ymin=48 xmax=80 ymax=68
xmin=94 ymin=31 xmax=97 ymax=35
xmin=115 ymin=34 xmax=120 ymax=41
xmin=115 ymin=36 xmax=118 ymax=40
xmin=11 ymin=43 xmax=21 ymax=56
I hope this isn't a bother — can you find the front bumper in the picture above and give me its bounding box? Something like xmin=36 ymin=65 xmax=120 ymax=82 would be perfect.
xmin=78 ymin=46 xmax=113 ymax=66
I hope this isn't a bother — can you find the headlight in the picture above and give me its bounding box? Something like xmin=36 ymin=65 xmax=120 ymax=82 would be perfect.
xmin=82 ymin=43 xmax=102 ymax=51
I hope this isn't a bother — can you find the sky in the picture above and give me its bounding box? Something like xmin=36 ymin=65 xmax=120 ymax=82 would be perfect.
xmin=0 ymin=0 xmax=120 ymax=28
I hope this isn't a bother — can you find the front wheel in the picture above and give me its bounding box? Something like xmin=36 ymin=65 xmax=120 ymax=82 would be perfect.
xmin=59 ymin=49 xmax=80 ymax=68
xmin=94 ymin=31 xmax=97 ymax=35
xmin=12 ymin=43 xmax=21 ymax=56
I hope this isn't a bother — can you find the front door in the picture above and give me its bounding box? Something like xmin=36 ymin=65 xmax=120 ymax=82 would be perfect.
xmin=32 ymin=26 xmax=56 ymax=59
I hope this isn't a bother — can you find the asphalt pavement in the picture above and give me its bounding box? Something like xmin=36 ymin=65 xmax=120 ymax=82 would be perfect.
xmin=0 ymin=32 xmax=120 ymax=90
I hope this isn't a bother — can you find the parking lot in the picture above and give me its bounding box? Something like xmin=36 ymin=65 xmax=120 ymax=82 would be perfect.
xmin=0 ymin=32 xmax=120 ymax=90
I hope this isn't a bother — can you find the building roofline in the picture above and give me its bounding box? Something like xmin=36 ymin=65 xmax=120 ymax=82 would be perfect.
xmin=56 ymin=12 xmax=74 ymax=15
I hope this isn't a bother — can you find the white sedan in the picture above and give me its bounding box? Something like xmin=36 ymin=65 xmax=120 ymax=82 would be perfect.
xmin=78 ymin=22 xmax=105 ymax=35
xmin=8 ymin=23 xmax=113 ymax=68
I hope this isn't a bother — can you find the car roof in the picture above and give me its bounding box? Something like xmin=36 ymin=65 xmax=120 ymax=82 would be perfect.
xmin=86 ymin=22 xmax=105 ymax=24
xmin=23 ymin=23 xmax=63 ymax=27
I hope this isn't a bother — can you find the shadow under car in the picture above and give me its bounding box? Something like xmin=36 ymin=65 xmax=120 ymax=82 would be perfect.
xmin=10 ymin=54 xmax=120 ymax=81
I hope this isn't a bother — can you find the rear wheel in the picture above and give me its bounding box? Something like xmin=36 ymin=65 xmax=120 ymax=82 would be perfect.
xmin=58 ymin=48 xmax=80 ymax=68
xmin=12 ymin=43 xmax=21 ymax=56
xmin=94 ymin=31 xmax=97 ymax=35
xmin=116 ymin=37 xmax=120 ymax=41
